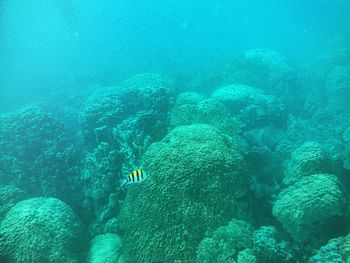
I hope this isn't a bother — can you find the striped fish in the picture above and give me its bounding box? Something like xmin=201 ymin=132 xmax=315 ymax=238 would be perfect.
xmin=120 ymin=169 xmax=148 ymax=187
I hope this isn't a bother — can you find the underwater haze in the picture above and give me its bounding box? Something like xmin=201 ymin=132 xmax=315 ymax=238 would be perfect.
xmin=1 ymin=0 xmax=350 ymax=262
xmin=1 ymin=0 xmax=350 ymax=111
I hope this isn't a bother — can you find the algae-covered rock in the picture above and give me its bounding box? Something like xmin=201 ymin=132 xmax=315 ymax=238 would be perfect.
xmin=283 ymin=141 xmax=332 ymax=185
xmin=119 ymin=124 xmax=252 ymax=262
xmin=273 ymin=174 xmax=346 ymax=243
xmin=0 ymin=197 xmax=87 ymax=263
xmin=87 ymin=233 xmax=124 ymax=263
xmin=196 ymin=218 xmax=254 ymax=263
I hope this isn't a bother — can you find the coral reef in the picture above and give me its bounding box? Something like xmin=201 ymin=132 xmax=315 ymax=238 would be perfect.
xmin=170 ymin=92 xmax=243 ymax=135
xmin=0 ymin=106 xmax=82 ymax=206
xmin=119 ymin=124 xmax=252 ymax=262
xmin=211 ymin=84 xmax=285 ymax=128
xmin=196 ymin=218 xmax=254 ymax=263
xmin=209 ymin=49 xmax=301 ymax=111
xmin=80 ymin=88 xmax=122 ymax=147
xmin=79 ymin=73 xmax=176 ymax=231
xmin=219 ymin=49 xmax=295 ymax=93
xmin=169 ymin=92 xmax=205 ymax=127
xmin=0 ymin=197 xmax=87 ymax=263
xmin=81 ymin=142 xmax=122 ymax=234
xmin=1 ymin=42 xmax=350 ymax=262
xmin=325 ymin=65 xmax=350 ymax=114
xmin=252 ymin=226 xmax=298 ymax=263
xmin=0 ymin=184 xmax=26 ymax=220
xmin=283 ymin=141 xmax=332 ymax=185
xmin=272 ymin=174 xmax=347 ymax=243
xmin=87 ymin=233 xmax=124 ymax=263
xmin=237 ymin=249 xmax=257 ymax=263
xmin=80 ymin=73 xmax=175 ymax=149
xmin=309 ymin=233 xmax=350 ymax=262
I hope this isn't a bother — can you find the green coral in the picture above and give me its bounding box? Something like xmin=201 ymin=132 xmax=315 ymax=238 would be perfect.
xmin=0 ymin=106 xmax=80 ymax=202
xmin=0 ymin=184 xmax=26 ymax=220
xmin=170 ymin=92 xmax=242 ymax=135
xmin=0 ymin=197 xmax=87 ymax=263
xmin=80 ymin=73 xmax=175 ymax=149
xmin=211 ymin=84 xmax=284 ymax=128
xmin=81 ymin=142 xmax=122 ymax=233
xmin=283 ymin=141 xmax=332 ymax=185
xmin=252 ymin=226 xmax=297 ymax=263
xmin=119 ymin=124 xmax=252 ymax=262
xmin=273 ymin=174 xmax=346 ymax=243
xmin=80 ymin=88 xmax=123 ymax=147
xmin=196 ymin=218 xmax=254 ymax=263
xmin=237 ymin=249 xmax=257 ymax=263
xmin=212 ymin=49 xmax=298 ymax=110
xmin=87 ymin=234 xmax=124 ymax=263
xmin=170 ymin=92 xmax=205 ymax=127
xmin=308 ymin=235 xmax=350 ymax=262
xmin=79 ymin=73 xmax=176 ymax=231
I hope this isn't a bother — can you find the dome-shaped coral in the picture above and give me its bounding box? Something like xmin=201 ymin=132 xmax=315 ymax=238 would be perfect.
xmin=0 ymin=197 xmax=87 ymax=263
xmin=170 ymin=92 xmax=242 ymax=135
xmin=87 ymin=233 xmax=124 ymax=263
xmin=80 ymin=73 xmax=175 ymax=148
xmin=196 ymin=218 xmax=254 ymax=263
xmin=211 ymin=84 xmax=284 ymax=128
xmin=119 ymin=124 xmax=252 ymax=262
xmin=283 ymin=141 xmax=332 ymax=185
xmin=273 ymin=174 xmax=346 ymax=243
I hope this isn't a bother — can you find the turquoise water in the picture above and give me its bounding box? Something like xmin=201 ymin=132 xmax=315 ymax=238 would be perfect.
xmin=0 ymin=1 xmax=350 ymax=262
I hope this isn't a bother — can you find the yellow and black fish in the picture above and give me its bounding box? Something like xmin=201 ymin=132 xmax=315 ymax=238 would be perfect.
xmin=120 ymin=169 xmax=148 ymax=187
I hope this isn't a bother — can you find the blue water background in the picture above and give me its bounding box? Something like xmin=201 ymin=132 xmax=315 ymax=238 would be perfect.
xmin=0 ymin=0 xmax=349 ymax=111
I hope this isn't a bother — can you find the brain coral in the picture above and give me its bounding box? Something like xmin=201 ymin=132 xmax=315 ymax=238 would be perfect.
xmin=283 ymin=141 xmax=332 ymax=185
xmin=119 ymin=124 xmax=252 ymax=262
xmin=0 ymin=197 xmax=87 ymax=263
xmin=272 ymin=174 xmax=346 ymax=243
